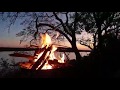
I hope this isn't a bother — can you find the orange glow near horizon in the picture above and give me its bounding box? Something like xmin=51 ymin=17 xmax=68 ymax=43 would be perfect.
xmin=0 ymin=38 xmax=91 ymax=50
xmin=0 ymin=31 xmax=92 ymax=50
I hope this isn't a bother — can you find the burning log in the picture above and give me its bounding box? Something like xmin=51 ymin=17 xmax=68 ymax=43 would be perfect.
xmin=31 ymin=46 xmax=52 ymax=70
xmin=37 ymin=57 xmax=49 ymax=70
xmin=48 ymin=59 xmax=58 ymax=65
xmin=47 ymin=59 xmax=70 ymax=69
xmin=19 ymin=62 xmax=34 ymax=69
xmin=33 ymin=46 xmax=47 ymax=56
xmin=37 ymin=45 xmax=57 ymax=70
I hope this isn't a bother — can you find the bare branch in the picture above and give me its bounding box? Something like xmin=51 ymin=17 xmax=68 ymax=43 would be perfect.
xmin=65 ymin=12 xmax=69 ymax=26
xmin=53 ymin=12 xmax=72 ymax=36
xmin=80 ymin=43 xmax=93 ymax=50
xmin=74 ymin=12 xmax=77 ymax=32
xmin=34 ymin=17 xmax=39 ymax=39
xmin=46 ymin=13 xmax=54 ymax=18
xmin=37 ymin=23 xmax=72 ymax=44
xmin=102 ymin=13 xmax=115 ymax=33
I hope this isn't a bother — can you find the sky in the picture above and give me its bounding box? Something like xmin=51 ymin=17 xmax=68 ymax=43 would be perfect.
xmin=0 ymin=18 xmax=26 ymax=47
xmin=0 ymin=13 xmax=91 ymax=50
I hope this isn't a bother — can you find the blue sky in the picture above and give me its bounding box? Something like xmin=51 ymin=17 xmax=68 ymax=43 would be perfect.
xmin=0 ymin=18 xmax=25 ymax=47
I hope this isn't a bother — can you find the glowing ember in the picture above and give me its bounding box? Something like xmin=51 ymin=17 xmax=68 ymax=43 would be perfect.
xmin=42 ymin=63 xmax=52 ymax=70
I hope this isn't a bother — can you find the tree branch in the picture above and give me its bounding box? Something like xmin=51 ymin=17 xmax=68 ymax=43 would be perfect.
xmin=53 ymin=12 xmax=72 ymax=36
xmin=65 ymin=12 xmax=69 ymax=26
xmin=79 ymin=43 xmax=93 ymax=50
xmin=65 ymin=12 xmax=74 ymax=34
xmin=93 ymin=30 xmax=98 ymax=49
xmin=34 ymin=17 xmax=39 ymax=39
xmin=74 ymin=12 xmax=77 ymax=31
xmin=37 ymin=23 xmax=72 ymax=44
xmin=102 ymin=13 xmax=115 ymax=33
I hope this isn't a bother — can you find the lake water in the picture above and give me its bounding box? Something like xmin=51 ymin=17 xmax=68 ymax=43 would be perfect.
xmin=0 ymin=51 xmax=90 ymax=77
xmin=0 ymin=51 xmax=90 ymax=64
xmin=0 ymin=51 xmax=30 ymax=64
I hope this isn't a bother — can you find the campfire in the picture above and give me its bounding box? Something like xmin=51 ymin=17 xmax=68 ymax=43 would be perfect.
xmin=10 ymin=33 xmax=67 ymax=70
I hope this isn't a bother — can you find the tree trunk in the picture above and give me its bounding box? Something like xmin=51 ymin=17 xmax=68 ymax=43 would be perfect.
xmin=93 ymin=12 xmax=103 ymax=52
xmin=71 ymin=34 xmax=82 ymax=61
xmin=116 ymin=29 xmax=119 ymax=39
xmin=73 ymin=45 xmax=82 ymax=61
xmin=93 ymin=32 xmax=97 ymax=50
xmin=97 ymin=25 xmax=102 ymax=51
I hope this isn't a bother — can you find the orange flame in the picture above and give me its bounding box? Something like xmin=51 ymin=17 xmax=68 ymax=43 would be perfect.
xmin=40 ymin=33 xmax=51 ymax=48
xmin=19 ymin=33 xmax=65 ymax=70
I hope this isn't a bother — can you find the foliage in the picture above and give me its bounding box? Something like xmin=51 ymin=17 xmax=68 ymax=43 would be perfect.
xmin=0 ymin=57 xmax=20 ymax=78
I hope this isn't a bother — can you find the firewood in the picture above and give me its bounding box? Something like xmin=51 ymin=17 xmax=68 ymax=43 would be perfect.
xmin=34 ymin=46 xmax=47 ymax=56
xmin=37 ymin=45 xmax=58 ymax=70
xmin=47 ymin=59 xmax=66 ymax=68
xmin=31 ymin=46 xmax=52 ymax=70
xmin=48 ymin=59 xmax=59 ymax=65
xmin=37 ymin=58 xmax=48 ymax=70
xmin=19 ymin=62 xmax=34 ymax=69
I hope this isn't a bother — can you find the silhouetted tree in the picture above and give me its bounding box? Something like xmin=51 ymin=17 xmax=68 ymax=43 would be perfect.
xmin=1 ymin=12 xmax=120 ymax=61
xmin=74 ymin=12 xmax=120 ymax=52
xmin=0 ymin=12 xmax=84 ymax=61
